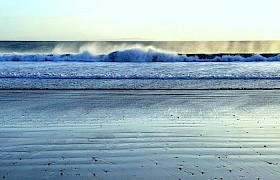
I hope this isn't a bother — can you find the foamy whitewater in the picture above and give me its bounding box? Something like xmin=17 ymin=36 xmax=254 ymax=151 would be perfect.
xmin=1 ymin=41 xmax=280 ymax=89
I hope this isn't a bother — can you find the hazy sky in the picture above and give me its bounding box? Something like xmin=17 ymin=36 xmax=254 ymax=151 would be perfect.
xmin=0 ymin=0 xmax=280 ymax=41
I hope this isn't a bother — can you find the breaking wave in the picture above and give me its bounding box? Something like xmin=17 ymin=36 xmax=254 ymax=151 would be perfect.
xmin=1 ymin=49 xmax=280 ymax=62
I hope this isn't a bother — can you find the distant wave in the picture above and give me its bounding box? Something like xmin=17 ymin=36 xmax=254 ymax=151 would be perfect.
xmin=1 ymin=49 xmax=280 ymax=62
xmin=2 ymin=75 xmax=280 ymax=80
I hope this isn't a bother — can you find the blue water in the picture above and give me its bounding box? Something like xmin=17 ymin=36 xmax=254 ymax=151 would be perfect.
xmin=1 ymin=41 xmax=280 ymax=89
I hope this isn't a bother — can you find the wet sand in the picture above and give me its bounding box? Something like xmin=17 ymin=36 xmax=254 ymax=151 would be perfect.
xmin=0 ymin=90 xmax=280 ymax=179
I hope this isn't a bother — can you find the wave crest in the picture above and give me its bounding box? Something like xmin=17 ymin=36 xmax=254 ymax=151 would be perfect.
xmin=1 ymin=49 xmax=280 ymax=62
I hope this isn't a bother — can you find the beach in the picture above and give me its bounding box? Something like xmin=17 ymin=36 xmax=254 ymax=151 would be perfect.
xmin=1 ymin=90 xmax=280 ymax=179
xmin=2 ymin=0 xmax=280 ymax=178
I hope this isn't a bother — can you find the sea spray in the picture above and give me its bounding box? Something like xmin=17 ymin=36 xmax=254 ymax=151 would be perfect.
xmin=2 ymin=41 xmax=280 ymax=55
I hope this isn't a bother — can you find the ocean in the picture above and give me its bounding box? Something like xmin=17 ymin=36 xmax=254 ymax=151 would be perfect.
xmin=1 ymin=41 xmax=280 ymax=89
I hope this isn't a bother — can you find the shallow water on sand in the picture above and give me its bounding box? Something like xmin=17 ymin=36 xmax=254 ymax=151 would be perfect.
xmin=1 ymin=90 xmax=280 ymax=179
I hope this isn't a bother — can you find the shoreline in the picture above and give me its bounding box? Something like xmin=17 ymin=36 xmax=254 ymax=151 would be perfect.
xmin=2 ymin=88 xmax=280 ymax=90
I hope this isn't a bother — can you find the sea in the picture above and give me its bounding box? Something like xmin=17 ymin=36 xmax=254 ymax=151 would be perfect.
xmin=1 ymin=41 xmax=280 ymax=89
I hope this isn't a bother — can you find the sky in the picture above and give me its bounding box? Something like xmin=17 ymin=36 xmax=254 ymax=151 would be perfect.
xmin=0 ymin=0 xmax=280 ymax=41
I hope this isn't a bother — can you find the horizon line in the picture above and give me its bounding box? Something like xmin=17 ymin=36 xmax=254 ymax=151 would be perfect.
xmin=1 ymin=40 xmax=280 ymax=42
